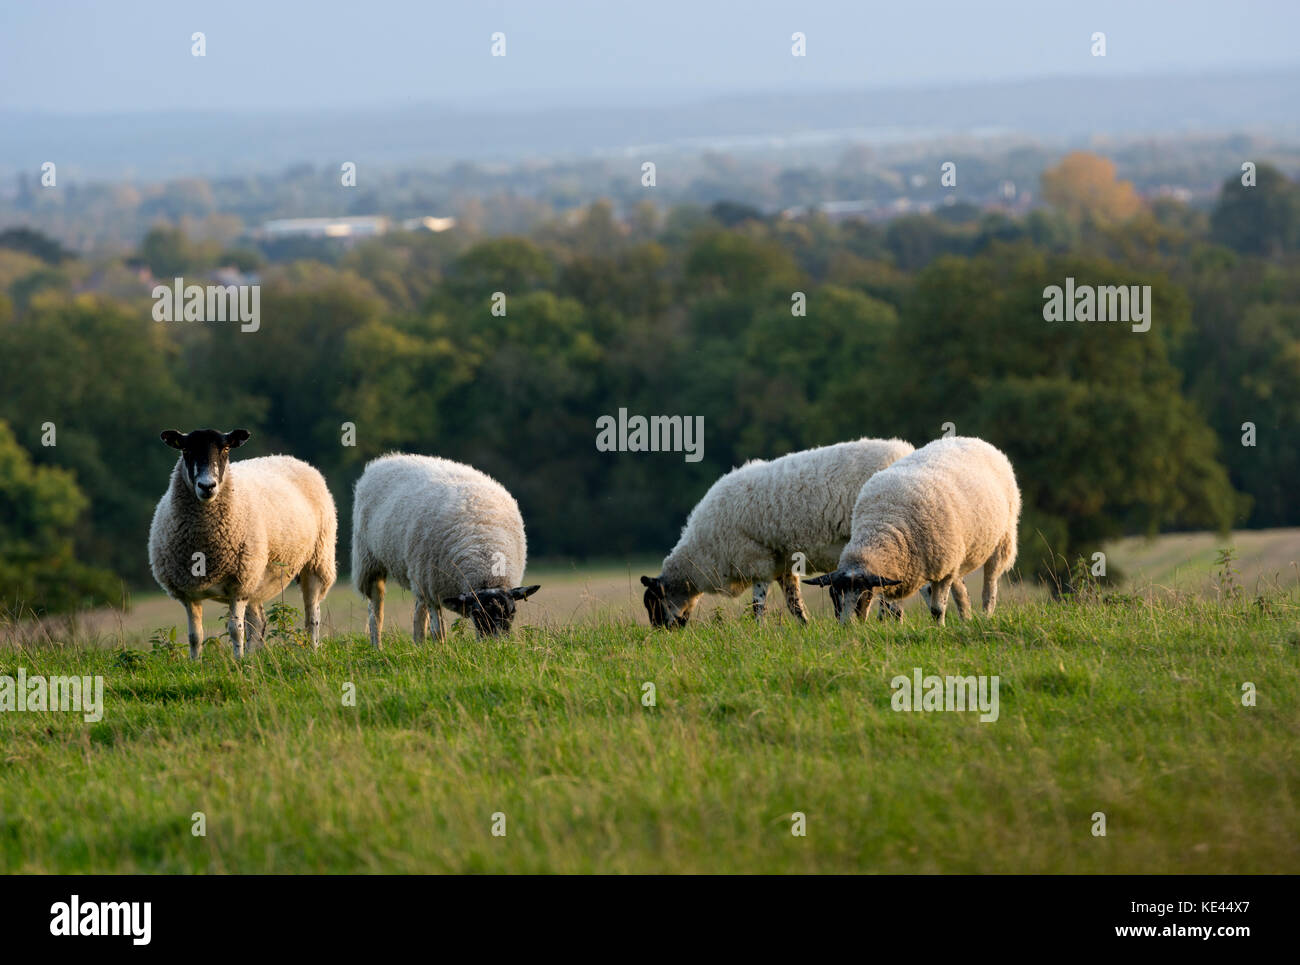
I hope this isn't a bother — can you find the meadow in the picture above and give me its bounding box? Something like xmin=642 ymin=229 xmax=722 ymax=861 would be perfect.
xmin=1 ymin=533 xmax=1297 ymax=873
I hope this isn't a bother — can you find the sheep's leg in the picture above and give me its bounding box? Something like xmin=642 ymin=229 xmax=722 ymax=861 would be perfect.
xmin=875 ymin=597 xmax=902 ymax=621
xmin=982 ymin=568 xmax=998 ymax=615
xmin=413 ymin=597 xmax=431 ymax=644
xmin=983 ymin=533 xmax=1014 ymax=615
xmin=228 ymin=599 xmax=248 ymax=658
xmin=366 ymin=578 xmax=386 ymax=650
xmin=431 ymin=606 xmax=445 ymax=643
xmin=751 ymin=582 xmax=768 ymax=619
xmin=983 ymin=557 xmax=1007 ymax=615
xmin=927 ymin=577 xmax=953 ymax=626
xmin=950 ymin=580 xmax=973 ymax=620
xmin=300 ymin=570 xmax=324 ymax=650
xmin=246 ymin=602 xmax=266 ymax=650
xmin=779 ymin=573 xmax=809 ymax=624
xmin=186 ymin=601 xmax=204 ymax=660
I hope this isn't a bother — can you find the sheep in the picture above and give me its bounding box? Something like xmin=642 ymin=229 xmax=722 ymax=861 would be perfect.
xmin=148 ymin=428 xmax=338 ymax=659
xmin=803 ymin=436 xmax=1020 ymax=626
xmin=351 ymin=453 xmax=540 ymax=644
xmin=640 ymin=437 xmax=915 ymax=627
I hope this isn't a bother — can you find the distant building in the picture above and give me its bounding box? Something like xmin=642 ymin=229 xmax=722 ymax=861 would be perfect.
xmin=258 ymin=214 xmax=456 ymax=241
xmin=210 ymin=266 xmax=259 ymax=287
xmin=401 ymin=216 xmax=457 ymax=232
xmin=260 ymin=216 xmax=390 ymax=240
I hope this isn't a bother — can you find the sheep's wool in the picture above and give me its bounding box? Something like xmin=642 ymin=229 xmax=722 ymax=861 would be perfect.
xmin=841 ymin=436 xmax=1021 ymax=613
xmin=662 ymin=438 xmax=915 ymax=595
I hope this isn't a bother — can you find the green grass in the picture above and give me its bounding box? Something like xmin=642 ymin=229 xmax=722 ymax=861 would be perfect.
xmin=2 ymin=592 xmax=1298 ymax=873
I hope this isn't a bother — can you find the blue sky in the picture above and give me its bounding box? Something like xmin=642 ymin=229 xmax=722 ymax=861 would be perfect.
xmin=2 ymin=0 xmax=1297 ymax=114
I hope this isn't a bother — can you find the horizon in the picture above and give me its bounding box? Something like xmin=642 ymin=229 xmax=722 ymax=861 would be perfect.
xmin=3 ymin=62 xmax=1299 ymax=120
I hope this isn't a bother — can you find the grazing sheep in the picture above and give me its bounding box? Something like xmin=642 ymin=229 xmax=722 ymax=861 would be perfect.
xmin=804 ymin=436 xmax=1020 ymax=625
xmin=148 ymin=428 xmax=337 ymax=658
xmin=640 ymin=438 xmax=915 ymax=627
xmin=351 ymin=453 xmax=539 ymax=644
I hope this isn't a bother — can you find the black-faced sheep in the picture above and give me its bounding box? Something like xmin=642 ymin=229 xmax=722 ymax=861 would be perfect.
xmin=148 ymin=428 xmax=337 ymax=658
xmin=804 ymin=436 xmax=1020 ymax=625
xmin=351 ymin=453 xmax=539 ymax=643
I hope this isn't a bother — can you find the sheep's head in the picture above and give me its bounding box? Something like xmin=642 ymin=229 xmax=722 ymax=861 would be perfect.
xmin=640 ymin=575 xmax=699 ymax=629
xmin=803 ymin=569 xmax=901 ymax=622
xmin=161 ymin=428 xmax=251 ymax=503
xmin=442 ymin=585 xmax=540 ymax=637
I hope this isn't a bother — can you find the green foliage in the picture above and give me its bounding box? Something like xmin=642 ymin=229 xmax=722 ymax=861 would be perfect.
xmin=0 ymin=420 xmax=118 ymax=613
xmin=880 ymin=249 xmax=1243 ymax=574
xmin=0 ymin=297 xmax=202 ymax=584
xmin=1211 ymin=163 xmax=1300 ymax=257
xmin=444 ymin=237 xmax=554 ymax=299
xmin=5 ymin=176 xmax=1300 ymax=596
xmin=264 ymin=601 xmax=309 ymax=647
xmin=149 ymin=626 xmax=181 ymax=660
xmin=138 ymin=225 xmax=221 ymax=277
xmin=0 ymin=227 xmax=71 ymax=265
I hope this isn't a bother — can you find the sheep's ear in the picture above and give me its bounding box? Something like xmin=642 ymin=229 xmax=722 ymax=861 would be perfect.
xmin=225 ymin=429 xmax=251 ymax=449
xmin=442 ymin=594 xmax=474 ymax=615
xmin=803 ymin=573 xmax=837 ymax=587
xmin=510 ymin=585 xmax=540 ymax=601
xmin=161 ymin=430 xmax=185 ymax=450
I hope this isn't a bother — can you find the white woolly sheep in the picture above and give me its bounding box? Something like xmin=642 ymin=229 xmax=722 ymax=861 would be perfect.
xmin=351 ymin=453 xmax=539 ymax=643
xmin=148 ymin=428 xmax=338 ymax=658
xmin=804 ymin=436 xmax=1020 ymax=625
xmin=640 ymin=437 xmax=915 ymax=627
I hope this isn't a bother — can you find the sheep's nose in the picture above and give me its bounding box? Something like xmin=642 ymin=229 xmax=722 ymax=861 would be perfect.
xmin=197 ymin=481 xmax=216 ymax=498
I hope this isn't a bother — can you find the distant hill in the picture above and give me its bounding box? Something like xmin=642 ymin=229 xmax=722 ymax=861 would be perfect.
xmin=3 ymin=69 xmax=1299 ymax=180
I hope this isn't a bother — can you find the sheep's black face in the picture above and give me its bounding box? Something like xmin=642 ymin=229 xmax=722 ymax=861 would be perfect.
xmin=161 ymin=428 xmax=251 ymax=503
xmin=443 ymin=585 xmax=540 ymax=638
xmin=828 ymin=583 xmax=847 ymax=618
xmin=640 ymin=575 xmax=694 ymax=629
xmin=642 ymin=577 xmax=671 ymax=627
xmin=803 ymin=569 xmax=901 ymax=621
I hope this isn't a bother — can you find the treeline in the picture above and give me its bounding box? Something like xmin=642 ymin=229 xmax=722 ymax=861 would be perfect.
xmin=1 ymin=155 xmax=1298 ymax=611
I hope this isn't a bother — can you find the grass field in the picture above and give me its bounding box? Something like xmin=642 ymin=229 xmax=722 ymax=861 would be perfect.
xmin=2 ymin=579 xmax=1298 ymax=873
xmin=13 ymin=528 xmax=1300 ymax=651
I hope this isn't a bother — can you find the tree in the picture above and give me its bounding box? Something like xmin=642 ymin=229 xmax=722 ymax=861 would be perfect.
xmin=1210 ymin=164 xmax=1300 ymax=257
xmin=885 ymin=215 xmax=970 ymax=271
xmin=1180 ymin=251 xmax=1300 ymax=526
xmin=1041 ymin=152 xmax=1141 ymax=224
xmin=0 ymin=296 xmax=201 ymax=584
xmin=0 ymin=420 xmax=119 ymax=613
xmin=444 ymin=237 xmax=554 ymax=299
xmin=138 ymin=225 xmax=220 ymax=278
xmin=0 ymin=227 xmax=71 ymax=265
xmin=881 ymin=249 xmax=1243 ymax=581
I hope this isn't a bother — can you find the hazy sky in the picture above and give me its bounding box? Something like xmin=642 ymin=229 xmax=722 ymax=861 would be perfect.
xmin=3 ymin=0 xmax=1297 ymax=114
